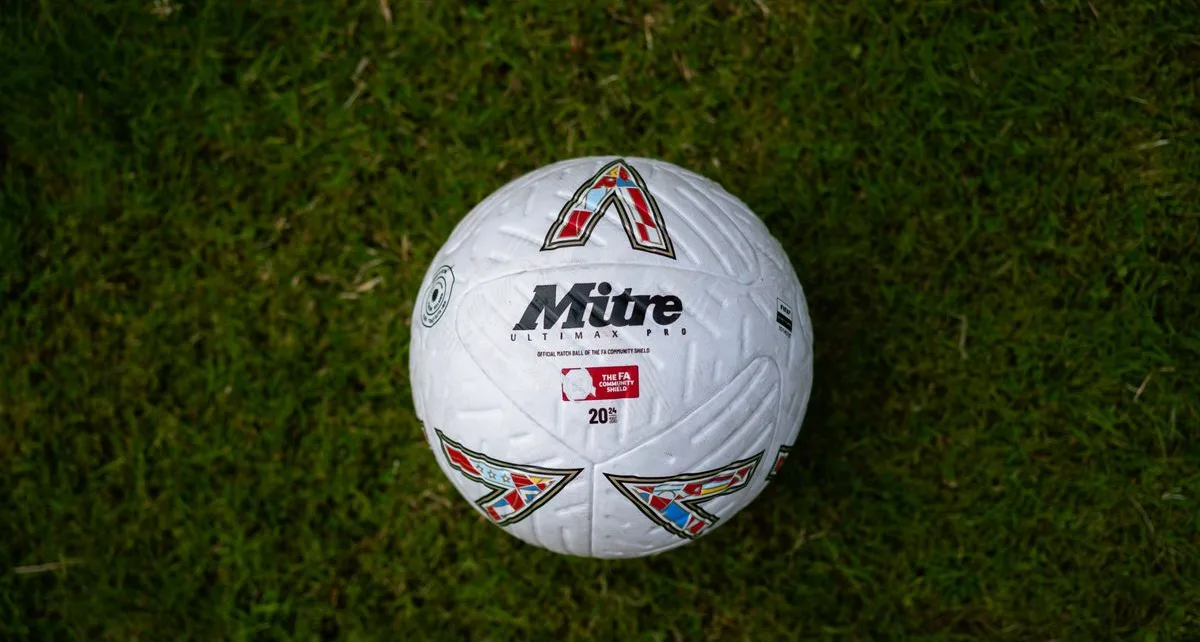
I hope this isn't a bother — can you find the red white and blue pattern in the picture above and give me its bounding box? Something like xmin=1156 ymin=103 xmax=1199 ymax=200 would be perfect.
xmin=436 ymin=429 xmax=581 ymax=526
xmin=606 ymin=453 xmax=762 ymax=539
xmin=542 ymin=159 xmax=676 ymax=258
xmin=767 ymin=444 xmax=792 ymax=481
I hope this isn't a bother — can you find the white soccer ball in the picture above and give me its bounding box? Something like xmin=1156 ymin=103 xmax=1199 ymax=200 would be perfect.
xmin=409 ymin=156 xmax=813 ymax=558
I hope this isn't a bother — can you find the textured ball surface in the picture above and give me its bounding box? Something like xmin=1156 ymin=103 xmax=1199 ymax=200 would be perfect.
xmin=409 ymin=156 xmax=813 ymax=558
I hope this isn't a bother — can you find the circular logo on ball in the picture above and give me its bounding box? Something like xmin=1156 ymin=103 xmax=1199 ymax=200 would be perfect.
xmin=421 ymin=265 xmax=454 ymax=328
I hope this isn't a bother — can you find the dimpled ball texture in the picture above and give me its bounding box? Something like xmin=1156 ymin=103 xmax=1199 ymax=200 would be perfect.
xmin=410 ymin=156 xmax=813 ymax=558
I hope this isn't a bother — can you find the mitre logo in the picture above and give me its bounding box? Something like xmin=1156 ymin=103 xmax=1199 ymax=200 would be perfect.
xmin=541 ymin=159 xmax=676 ymax=259
xmin=511 ymin=282 xmax=687 ymax=343
xmin=513 ymin=282 xmax=682 ymax=331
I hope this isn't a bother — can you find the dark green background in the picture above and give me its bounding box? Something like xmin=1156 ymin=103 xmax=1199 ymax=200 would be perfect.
xmin=2 ymin=1 xmax=1197 ymax=639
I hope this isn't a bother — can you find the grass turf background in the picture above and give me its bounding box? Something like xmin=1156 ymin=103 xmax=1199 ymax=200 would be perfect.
xmin=2 ymin=0 xmax=1198 ymax=639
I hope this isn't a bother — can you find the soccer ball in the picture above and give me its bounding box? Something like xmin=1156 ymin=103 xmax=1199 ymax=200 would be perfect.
xmin=409 ymin=156 xmax=813 ymax=558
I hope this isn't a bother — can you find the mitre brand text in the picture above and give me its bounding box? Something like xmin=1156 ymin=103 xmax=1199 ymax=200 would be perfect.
xmin=511 ymin=282 xmax=686 ymax=341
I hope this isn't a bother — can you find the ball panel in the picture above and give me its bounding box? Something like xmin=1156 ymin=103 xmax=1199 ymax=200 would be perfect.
xmin=423 ymin=157 xmax=779 ymax=288
xmin=452 ymin=265 xmax=791 ymax=464
xmin=412 ymin=305 xmax=594 ymax=556
xmin=591 ymin=356 xmax=780 ymax=557
xmin=770 ymin=273 xmax=815 ymax=474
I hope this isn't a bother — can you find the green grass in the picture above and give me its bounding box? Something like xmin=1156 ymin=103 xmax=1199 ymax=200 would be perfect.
xmin=2 ymin=0 xmax=1198 ymax=639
